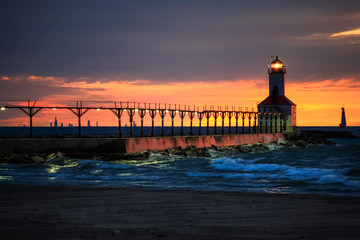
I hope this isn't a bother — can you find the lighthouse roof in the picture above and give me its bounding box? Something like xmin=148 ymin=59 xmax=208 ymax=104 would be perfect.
xmin=271 ymin=56 xmax=283 ymax=64
xmin=258 ymin=95 xmax=296 ymax=106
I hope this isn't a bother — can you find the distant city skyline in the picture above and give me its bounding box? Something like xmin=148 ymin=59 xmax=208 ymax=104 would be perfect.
xmin=49 ymin=117 xmax=74 ymax=128
xmin=45 ymin=117 xmax=139 ymax=128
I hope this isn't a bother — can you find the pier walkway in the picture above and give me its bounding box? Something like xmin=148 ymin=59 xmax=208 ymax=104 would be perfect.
xmin=0 ymin=100 xmax=287 ymax=138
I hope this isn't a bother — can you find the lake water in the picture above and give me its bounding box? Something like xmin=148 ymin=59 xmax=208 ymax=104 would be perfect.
xmin=0 ymin=127 xmax=359 ymax=196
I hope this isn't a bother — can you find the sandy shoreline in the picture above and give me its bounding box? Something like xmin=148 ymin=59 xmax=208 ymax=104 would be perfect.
xmin=1 ymin=185 xmax=360 ymax=239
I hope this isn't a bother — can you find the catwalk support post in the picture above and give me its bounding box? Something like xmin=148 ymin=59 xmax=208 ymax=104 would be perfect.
xmin=127 ymin=109 xmax=136 ymax=137
xmin=179 ymin=111 xmax=186 ymax=136
xmin=253 ymin=113 xmax=258 ymax=134
xmin=214 ymin=112 xmax=219 ymax=135
xmin=138 ymin=109 xmax=146 ymax=137
xmin=228 ymin=112 xmax=233 ymax=134
xmin=235 ymin=112 xmax=240 ymax=134
xmin=149 ymin=109 xmax=157 ymax=137
xmin=159 ymin=109 xmax=167 ymax=137
xmin=18 ymin=100 xmax=43 ymax=138
xmin=265 ymin=114 xmax=269 ymax=133
xmin=189 ymin=111 xmax=195 ymax=136
xmin=169 ymin=109 xmax=176 ymax=136
xmin=242 ymin=113 xmax=246 ymax=134
xmin=110 ymin=103 xmax=123 ymax=138
xmin=198 ymin=112 xmax=203 ymax=136
xmin=248 ymin=113 xmax=252 ymax=134
xmin=205 ymin=111 xmax=211 ymax=135
xmin=221 ymin=112 xmax=225 ymax=135
xmin=68 ymin=101 xmax=90 ymax=138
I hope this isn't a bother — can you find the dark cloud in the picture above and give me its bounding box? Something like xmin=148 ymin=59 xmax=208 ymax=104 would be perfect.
xmin=0 ymin=76 xmax=86 ymax=100
xmin=1 ymin=0 xmax=360 ymax=82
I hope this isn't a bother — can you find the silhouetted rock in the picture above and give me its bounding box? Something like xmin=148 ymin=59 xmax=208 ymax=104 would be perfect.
xmin=92 ymin=155 xmax=108 ymax=161
xmin=277 ymin=138 xmax=287 ymax=146
xmin=0 ymin=155 xmax=11 ymax=163
xmin=216 ymin=146 xmax=236 ymax=153
xmin=185 ymin=145 xmax=199 ymax=157
xmin=47 ymin=152 xmax=65 ymax=160
xmin=253 ymin=143 xmax=269 ymax=151
xmin=121 ymin=151 xmax=151 ymax=160
xmin=170 ymin=146 xmax=186 ymax=156
xmin=0 ymin=153 xmax=48 ymax=163
xmin=237 ymin=145 xmax=253 ymax=153
xmin=11 ymin=154 xmax=32 ymax=163
xmin=285 ymin=133 xmax=336 ymax=147
xmin=160 ymin=149 xmax=170 ymax=156
xmin=199 ymin=147 xmax=211 ymax=157
xmin=31 ymin=156 xmax=45 ymax=163
xmin=211 ymin=144 xmax=218 ymax=150
xmin=235 ymin=143 xmax=269 ymax=153
xmin=301 ymin=130 xmax=359 ymax=139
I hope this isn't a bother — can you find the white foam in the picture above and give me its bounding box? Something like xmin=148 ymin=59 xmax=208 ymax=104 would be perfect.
xmin=98 ymin=163 xmax=133 ymax=170
xmin=210 ymin=157 xmax=360 ymax=188
xmin=284 ymin=167 xmax=346 ymax=181
xmin=77 ymin=160 xmax=133 ymax=170
xmin=316 ymin=175 xmax=360 ymax=188
xmin=316 ymin=174 xmax=345 ymax=184
xmin=268 ymin=143 xmax=283 ymax=151
xmin=211 ymin=158 xmax=287 ymax=172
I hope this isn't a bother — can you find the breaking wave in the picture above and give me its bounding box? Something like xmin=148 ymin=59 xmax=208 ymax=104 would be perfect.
xmin=206 ymin=157 xmax=360 ymax=191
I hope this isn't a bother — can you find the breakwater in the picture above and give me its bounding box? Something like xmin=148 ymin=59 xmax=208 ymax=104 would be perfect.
xmin=301 ymin=130 xmax=359 ymax=139
xmin=0 ymin=133 xmax=284 ymax=155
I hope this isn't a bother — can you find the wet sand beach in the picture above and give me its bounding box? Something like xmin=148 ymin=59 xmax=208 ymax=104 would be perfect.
xmin=1 ymin=185 xmax=360 ymax=239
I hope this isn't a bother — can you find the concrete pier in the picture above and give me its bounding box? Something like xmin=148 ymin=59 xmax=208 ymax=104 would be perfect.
xmin=124 ymin=133 xmax=284 ymax=153
xmin=0 ymin=133 xmax=284 ymax=155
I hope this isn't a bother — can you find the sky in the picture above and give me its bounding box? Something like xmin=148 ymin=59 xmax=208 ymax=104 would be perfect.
xmin=1 ymin=0 xmax=360 ymax=126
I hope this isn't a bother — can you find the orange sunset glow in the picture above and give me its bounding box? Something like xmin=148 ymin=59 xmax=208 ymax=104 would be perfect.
xmin=1 ymin=75 xmax=359 ymax=127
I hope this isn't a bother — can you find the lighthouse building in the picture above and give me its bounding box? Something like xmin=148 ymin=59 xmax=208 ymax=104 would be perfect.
xmin=258 ymin=56 xmax=296 ymax=131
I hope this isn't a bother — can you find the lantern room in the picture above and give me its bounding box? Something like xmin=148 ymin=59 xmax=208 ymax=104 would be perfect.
xmin=268 ymin=56 xmax=286 ymax=74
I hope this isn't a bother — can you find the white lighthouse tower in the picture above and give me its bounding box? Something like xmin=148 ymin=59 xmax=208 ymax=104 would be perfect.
xmin=258 ymin=56 xmax=296 ymax=131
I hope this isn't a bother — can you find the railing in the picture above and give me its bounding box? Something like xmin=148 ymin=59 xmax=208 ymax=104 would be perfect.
xmin=0 ymin=100 xmax=286 ymax=138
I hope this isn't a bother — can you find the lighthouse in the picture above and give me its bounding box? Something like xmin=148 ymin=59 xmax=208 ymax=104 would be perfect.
xmin=339 ymin=107 xmax=346 ymax=128
xmin=258 ymin=56 xmax=296 ymax=131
